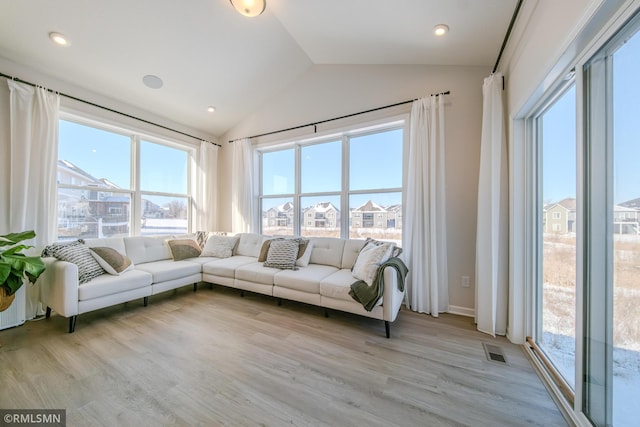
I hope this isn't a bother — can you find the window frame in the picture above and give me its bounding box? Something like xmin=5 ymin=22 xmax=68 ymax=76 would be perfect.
xmin=257 ymin=118 xmax=407 ymax=241
xmin=57 ymin=112 xmax=196 ymax=239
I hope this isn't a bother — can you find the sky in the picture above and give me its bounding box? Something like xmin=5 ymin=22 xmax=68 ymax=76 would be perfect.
xmin=543 ymin=28 xmax=640 ymax=205
xmin=59 ymin=120 xmax=188 ymax=200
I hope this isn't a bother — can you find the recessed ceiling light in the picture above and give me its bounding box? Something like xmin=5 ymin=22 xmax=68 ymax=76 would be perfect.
xmin=142 ymin=74 xmax=163 ymax=89
xmin=207 ymin=106 xmax=216 ymax=113
xmin=49 ymin=32 xmax=70 ymax=46
xmin=433 ymin=24 xmax=449 ymax=37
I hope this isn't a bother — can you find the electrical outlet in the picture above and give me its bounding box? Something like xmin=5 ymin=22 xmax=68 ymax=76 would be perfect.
xmin=462 ymin=276 xmax=470 ymax=288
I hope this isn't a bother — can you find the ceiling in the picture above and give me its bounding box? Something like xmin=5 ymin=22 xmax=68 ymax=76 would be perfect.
xmin=0 ymin=0 xmax=517 ymax=138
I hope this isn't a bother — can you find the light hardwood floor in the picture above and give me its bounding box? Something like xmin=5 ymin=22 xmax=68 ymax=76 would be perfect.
xmin=0 ymin=285 xmax=567 ymax=427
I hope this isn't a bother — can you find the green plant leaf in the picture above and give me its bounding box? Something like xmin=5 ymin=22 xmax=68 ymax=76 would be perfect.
xmin=0 ymin=230 xmax=36 ymax=247
xmin=4 ymin=273 xmax=23 ymax=295
xmin=0 ymin=262 xmax=10 ymax=284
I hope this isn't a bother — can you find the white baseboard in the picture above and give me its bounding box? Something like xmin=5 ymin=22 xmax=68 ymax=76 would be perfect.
xmin=448 ymin=305 xmax=475 ymax=318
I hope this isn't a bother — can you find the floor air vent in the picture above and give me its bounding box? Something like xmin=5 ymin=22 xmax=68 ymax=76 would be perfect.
xmin=483 ymin=343 xmax=509 ymax=365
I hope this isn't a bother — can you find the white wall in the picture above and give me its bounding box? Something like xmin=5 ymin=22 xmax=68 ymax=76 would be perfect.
xmin=220 ymin=64 xmax=489 ymax=314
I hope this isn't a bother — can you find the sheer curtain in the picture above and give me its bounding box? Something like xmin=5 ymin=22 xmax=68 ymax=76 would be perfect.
xmin=8 ymin=80 xmax=60 ymax=319
xmin=404 ymin=95 xmax=449 ymax=315
xmin=196 ymin=141 xmax=218 ymax=232
xmin=231 ymin=138 xmax=255 ymax=233
xmin=475 ymin=73 xmax=509 ymax=336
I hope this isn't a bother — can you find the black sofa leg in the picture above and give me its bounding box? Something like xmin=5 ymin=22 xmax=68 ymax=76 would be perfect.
xmin=68 ymin=316 xmax=77 ymax=333
xmin=385 ymin=321 xmax=390 ymax=339
xmin=240 ymin=290 xmax=245 ymax=297
xmin=277 ymin=298 xmax=282 ymax=306
xmin=324 ymin=309 xmax=329 ymax=318
xmin=143 ymin=296 xmax=149 ymax=307
xmin=193 ymin=283 xmax=197 ymax=292
xmin=45 ymin=306 xmax=51 ymax=318
xmin=209 ymin=283 xmax=213 ymax=290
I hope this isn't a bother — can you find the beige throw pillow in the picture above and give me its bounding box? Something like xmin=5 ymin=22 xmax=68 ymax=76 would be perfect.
xmin=168 ymin=239 xmax=202 ymax=260
xmin=89 ymin=247 xmax=134 ymax=275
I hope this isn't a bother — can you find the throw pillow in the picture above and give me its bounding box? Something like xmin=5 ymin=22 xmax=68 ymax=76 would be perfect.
xmin=195 ymin=231 xmax=209 ymax=249
xmin=296 ymin=240 xmax=313 ymax=267
xmin=257 ymin=238 xmax=278 ymax=262
xmin=168 ymin=239 xmax=202 ymax=261
xmin=351 ymin=241 xmax=394 ymax=286
xmin=89 ymin=247 xmax=134 ymax=275
xmin=201 ymin=235 xmax=240 ymax=258
xmin=264 ymin=239 xmax=300 ymax=270
xmin=41 ymin=240 xmax=105 ymax=284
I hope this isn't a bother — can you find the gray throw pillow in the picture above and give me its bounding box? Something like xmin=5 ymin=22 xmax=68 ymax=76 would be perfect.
xmin=264 ymin=239 xmax=300 ymax=270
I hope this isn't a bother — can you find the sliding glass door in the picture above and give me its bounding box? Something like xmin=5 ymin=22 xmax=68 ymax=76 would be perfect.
xmin=531 ymin=12 xmax=640 ymax=426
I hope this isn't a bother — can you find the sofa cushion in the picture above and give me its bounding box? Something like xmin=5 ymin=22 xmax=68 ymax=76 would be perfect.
xmin=124 ymin=236 xmax=173 ymax=264
xmin=89 ymin=247 xmax=134 ymax=275
xmin=235 ymin=262 xmax=281 ymax=285
xmin=42 ymin=240 xmax=105 ymax=284
xmin=319 ymin=269 xmax=359 ymax=302
xmin=264 ymin=239 xmax=300 ymax=270
xmin=234 ymin=233 xmax=266 ymax=257
xmin=341 ymin=239 xmax=367 ymax=269
xmin=135 ymin=260 xmax=201 ymax=283
xmin=274 ymin=264 xmax=338 ymax=293
xmin=77 ymin=269 xmax=152 ymax=301
xmin=201 ymin=235 xmax=239 ymax=258
xmin=308 ymin=237 xmax=345 ymax=269
xmin=168 ymin=239 xmax=202 ymax=260
xmin=202 ymin=256 xmax=256 ymax=278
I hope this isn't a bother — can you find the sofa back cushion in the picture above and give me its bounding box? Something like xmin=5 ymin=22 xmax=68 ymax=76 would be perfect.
xmin=341 ymin=239 xmax=367 ymax=269
xmin=124 ymin=236 xmax=172 ymax=265
xmin=234 ymin=233 xmax=265 ymax=257
xmin=309 ymin=237 xmax=345 ymax=269
xmin=83 ymin=237 xmax=127 ymax=254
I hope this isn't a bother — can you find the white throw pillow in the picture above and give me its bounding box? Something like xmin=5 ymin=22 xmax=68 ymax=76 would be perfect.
xmin=201 ymin=235 xmax=240 ymax=258
xmin=352 ymin=241 xmax=394 ymax=286
xmin=296 ymin=240 xmax=313 ymax=267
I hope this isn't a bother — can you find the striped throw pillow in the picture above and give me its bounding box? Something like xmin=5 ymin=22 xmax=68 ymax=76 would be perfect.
xmin=42 ymin=240 xmax=105 ymax=284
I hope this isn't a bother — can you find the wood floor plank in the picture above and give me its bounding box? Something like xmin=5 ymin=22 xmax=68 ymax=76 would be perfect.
xmin=0 ymin=286 xmax=567 ymax=426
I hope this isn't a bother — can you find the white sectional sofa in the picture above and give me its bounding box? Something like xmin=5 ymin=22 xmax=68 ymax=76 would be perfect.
xmin=40 ymin=233 xmax=405 ymax=337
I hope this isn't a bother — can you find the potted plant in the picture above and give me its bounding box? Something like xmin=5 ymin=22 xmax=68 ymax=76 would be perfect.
xmin=0 ymin=230 xmax=46 ymax=312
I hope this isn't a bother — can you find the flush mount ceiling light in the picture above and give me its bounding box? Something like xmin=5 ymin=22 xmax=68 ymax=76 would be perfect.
xmin=142 ymin=74 xmax=163 ymax=89
xmin=49 ymin=32 xmax=70 ymax=46
xmin=433 ymin=24 xmax=449 ymax=37
xmin=230 ymin=0 xmax=266 ymax=17
xmin=207 ymin=106 xmax=216 ymax=113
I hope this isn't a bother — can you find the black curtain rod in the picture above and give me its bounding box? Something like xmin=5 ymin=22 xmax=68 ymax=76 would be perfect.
xmin=492 ymin=0 xmax=524 ymax=74
xmin=0 ymin=72 xmax=221 ymax=147
xmin=228 ymin=90 xmax=450 ymax=143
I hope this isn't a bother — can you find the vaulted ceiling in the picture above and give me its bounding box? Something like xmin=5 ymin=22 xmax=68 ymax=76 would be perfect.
xmin=0 ymin=0 xmax=517 ymax=137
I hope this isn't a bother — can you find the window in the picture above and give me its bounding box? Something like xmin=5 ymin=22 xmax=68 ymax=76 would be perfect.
xmin=259 ymin=123 xmax=405 ymax=243
xmin=57 ymin=118 xmax=193 ymax=240
xmin=140 ymin=140 xmax=189 ymax=235
xmin=535 ymin=84 xmax=577 ymax=391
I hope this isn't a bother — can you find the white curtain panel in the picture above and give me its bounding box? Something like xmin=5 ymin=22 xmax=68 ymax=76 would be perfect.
xmin=7 ymin=80 xmax=60 ymax=319
xmin=475 ymin=73 xmax=509 ymax=337
xmin=231 ymin=138 xmax=255 ymax=233
xmin=404 ymin=95 xmax=449 ymax=315
xmin=196 ymin=141 xmax=219 ymax=231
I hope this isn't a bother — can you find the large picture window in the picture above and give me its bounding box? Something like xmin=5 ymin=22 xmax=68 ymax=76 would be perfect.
xmin=259 ymin=123 xmax=405 ymax=243
xmin=57 ymin=118 xmax=193 ymax=239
